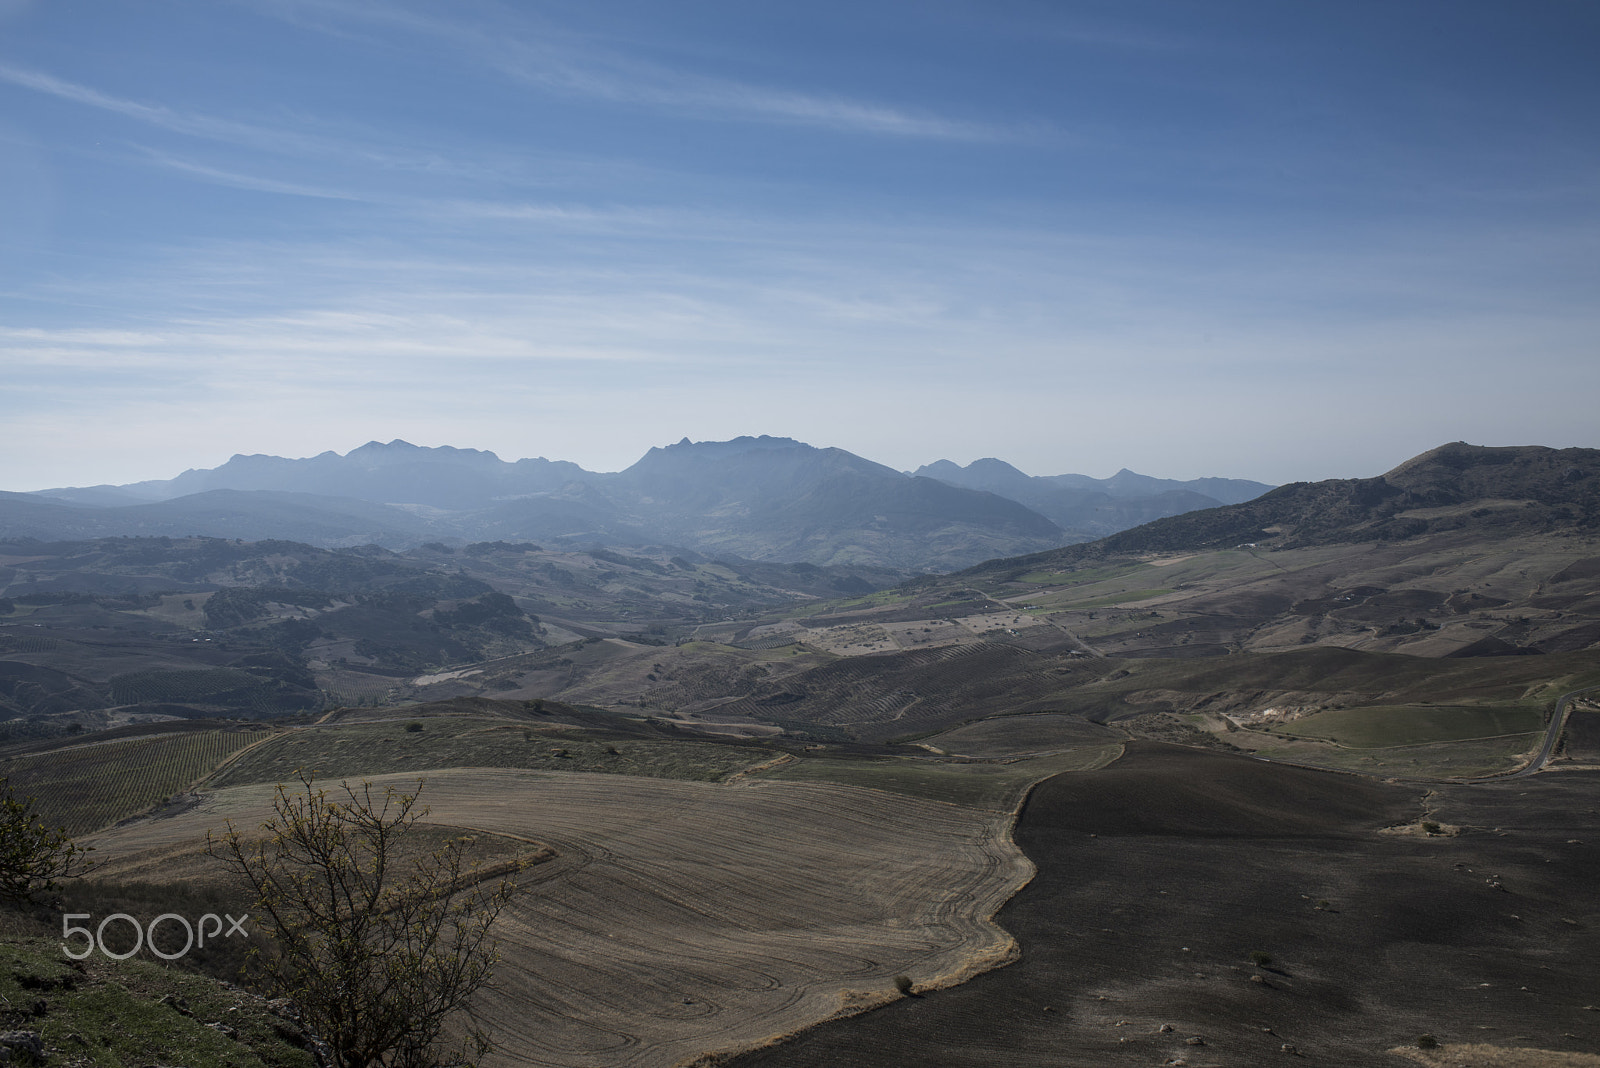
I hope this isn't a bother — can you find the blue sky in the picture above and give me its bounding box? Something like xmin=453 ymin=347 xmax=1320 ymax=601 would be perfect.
xmin=3 ymin=0 xmax=1598 ymax=490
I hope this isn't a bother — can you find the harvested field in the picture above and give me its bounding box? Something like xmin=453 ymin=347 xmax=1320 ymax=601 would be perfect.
xmin=730 ymin=742 xmax=1600 ymax=1067
xmin=88 ymin=768 xmax=1032 ymax=1068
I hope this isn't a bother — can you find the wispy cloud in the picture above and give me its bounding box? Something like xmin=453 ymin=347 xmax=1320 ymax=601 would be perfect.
xmin=0 ymin=60 xmax=514 ymax=182
xmin=248 ymin=0 xmax=1024 ymax=141
xmin=508 ymin=50 xmax=1008 ymax=140
xmin=0 ymin=61 xmax=318 ymax=150
xmin=131 ymin=147 xmax=363 ymax=200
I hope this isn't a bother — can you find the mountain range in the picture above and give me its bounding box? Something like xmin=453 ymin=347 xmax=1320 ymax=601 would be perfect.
xmin=7 ymin=437 xmax=1273 ymax=571
xmin=967 ymin=441 xmax=1600 ymax=574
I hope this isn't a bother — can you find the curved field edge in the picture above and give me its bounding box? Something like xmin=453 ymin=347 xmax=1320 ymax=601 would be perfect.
xmin=84 ymin=767 xmax=1039 ymax=1068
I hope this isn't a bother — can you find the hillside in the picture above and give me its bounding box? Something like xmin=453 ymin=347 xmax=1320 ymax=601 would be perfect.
xmin=0 ymin=536 xmax=903 ymax=732
xmin=961 ymin=443 xmax=1600 ymax=569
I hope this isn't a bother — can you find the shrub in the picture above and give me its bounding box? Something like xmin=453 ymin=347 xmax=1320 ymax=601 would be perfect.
xmin=1248 ymin=950 xmax=1273 ymax=966
xmin=893 ymin=974 xmax=914 ymax=995
xmin=208 ymin=774 xmax=526 ymax=1067
xmin=405 ymin=721 xmax=425 ymax=733
xmin=1417 ymin=1034 xmax=1439 ymax=1049
xmin=0 ymin=776 xmax=93 ymax=905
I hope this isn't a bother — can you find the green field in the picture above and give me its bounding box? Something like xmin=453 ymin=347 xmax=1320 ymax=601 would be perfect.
xmin=208 ymin=718 xmax=772 ymax=788
xmin=762 ymin=744 xmax=1123 ymax=810
xmin=0 ymin=729 xmax=263 ymax=834
xmin=1266 ymin=703 xmax=1544 ymax=748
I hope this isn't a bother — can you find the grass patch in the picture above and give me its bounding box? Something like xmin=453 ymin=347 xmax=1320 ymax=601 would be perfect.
xmin=0 ymin=933 xmax=314 ymax=1068
xmin=762 ymin=744 xmax=1122 ymax=810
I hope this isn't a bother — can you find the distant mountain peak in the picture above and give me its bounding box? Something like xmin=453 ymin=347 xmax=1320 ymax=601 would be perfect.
xmin=643 ymin=435 xmax=810 ymax=460
xmin=345 ymin=439 xmax=504 ymax=465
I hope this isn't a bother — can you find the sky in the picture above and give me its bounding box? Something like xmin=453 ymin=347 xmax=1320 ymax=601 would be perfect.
xmin=3 ymin=0 xmax=1598 ymax=491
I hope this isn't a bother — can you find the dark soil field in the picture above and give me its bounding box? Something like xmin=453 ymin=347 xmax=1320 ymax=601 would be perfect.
xmin=731 ymin=742 xmax=1600 ymax=1067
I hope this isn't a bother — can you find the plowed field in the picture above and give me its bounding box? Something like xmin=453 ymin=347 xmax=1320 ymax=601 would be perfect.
xmin=87 ymin=769 xmax=1031 ymax=1068
xmin=728 ymin=742 xmax=1600 ymax=1067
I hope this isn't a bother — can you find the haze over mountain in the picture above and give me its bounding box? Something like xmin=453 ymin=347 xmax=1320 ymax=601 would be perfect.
xmin=913 ymin=458 xmax=1271 ymax=538
xmin=14 ymin=437 xmax=1270 ymax=572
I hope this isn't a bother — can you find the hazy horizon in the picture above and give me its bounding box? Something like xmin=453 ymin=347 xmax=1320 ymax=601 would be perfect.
xmin=4 ymin=2 xmax=1598 ymax=492
xmin=14 ymin=431 xmax=1297 ymax=495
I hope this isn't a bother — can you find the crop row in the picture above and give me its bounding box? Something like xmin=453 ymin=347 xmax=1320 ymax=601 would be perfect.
xmin=0 ymin=729 xmax=260 ymax=835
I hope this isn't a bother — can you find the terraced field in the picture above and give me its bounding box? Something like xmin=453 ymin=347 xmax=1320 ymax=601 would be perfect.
xmin=86 ymin=769 xmax=1031 ymax=1068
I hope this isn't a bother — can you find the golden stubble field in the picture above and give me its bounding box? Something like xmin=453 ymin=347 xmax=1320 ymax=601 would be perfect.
xmin=87 ymin=767 xmax=1033 ymax=1068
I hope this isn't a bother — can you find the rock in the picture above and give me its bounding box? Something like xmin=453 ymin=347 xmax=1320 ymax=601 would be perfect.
xmin=1185 ymin=1036 xmax=1206 ymax=1046
xmin=207 ymin=1021 xmax=241 ymax=1039
xmin=0 ymin=1033 xmax=46 ymax=1061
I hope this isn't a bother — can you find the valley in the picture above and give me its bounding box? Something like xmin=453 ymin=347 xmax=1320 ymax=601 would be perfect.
xmin=0 ymin=442 xmax=1596 ymax=1067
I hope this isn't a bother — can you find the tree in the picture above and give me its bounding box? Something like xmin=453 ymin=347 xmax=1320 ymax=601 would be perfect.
xmin=0 ymin=776 xmax=93 ymax=905
xmin=208 ymin=774 xmax=523 ymax=1068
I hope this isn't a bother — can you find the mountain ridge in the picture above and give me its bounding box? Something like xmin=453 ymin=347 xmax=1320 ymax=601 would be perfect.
xmin=960 ymin=442 xmax=1600 ymax=578
xmin=16 ymin=436 xmax=1273 ymax=571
